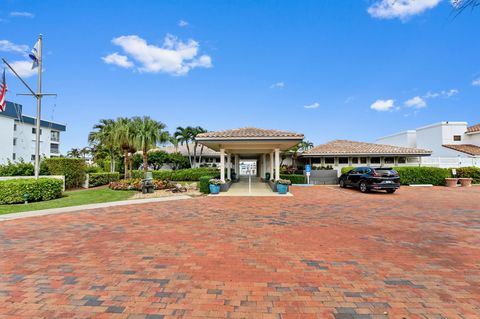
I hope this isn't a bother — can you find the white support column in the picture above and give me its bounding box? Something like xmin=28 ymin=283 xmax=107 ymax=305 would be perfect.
xmin=227 ymin=153 xmax=231 ymax=180
xmin=262 ymin=154 xmax=266 ymax=179
xmin=220 ymin=148 xmax=225 ymax=182
xmin=270 ymin=152 xmax=274 ymax=179
xmin=235 ymin=154 xmax=239 ymax=178
xmin=275 ymin=148 xmax=280 ymax=181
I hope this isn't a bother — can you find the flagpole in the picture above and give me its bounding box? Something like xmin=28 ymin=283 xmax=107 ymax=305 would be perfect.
xmin=34 ymin=34 xmax=43 ymax=179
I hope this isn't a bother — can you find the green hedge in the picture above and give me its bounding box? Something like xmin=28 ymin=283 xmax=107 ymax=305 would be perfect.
xmin=89 ymin=172 xmax=120 ymax=188
xmin=393 ymin=167 xmax=451 ymax=186
xmin=0 ymin=178 xmax=63 ymax=204
xmin=456 ymin=166 xmax=480 ymax=184
xmin=131 ymin=168 xmax=219 ymax=181
xmin=44 ymin=158 xmax=86 ymax=189
xmin=280 ymin=174 xmax=305 ymax=184
xmin=340 ymin=166 xmax=452 ymax=185
xmin=199 ymin=175 xmax=215 ymax=194
xmin=341 ymin=166 xmax=355 ymax=174
xmin=0 ymin=160 xmax=35 ymax=176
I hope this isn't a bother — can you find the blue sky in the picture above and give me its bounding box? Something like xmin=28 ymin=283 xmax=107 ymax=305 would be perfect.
xmin=1 ymin=0 xmax=479 ymax=152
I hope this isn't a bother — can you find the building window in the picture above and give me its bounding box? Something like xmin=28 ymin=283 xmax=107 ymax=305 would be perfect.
xmin=351 ymin=157 xmax=359 ymax=164
xmin=51 ymin=131 xmax=60 ymax=142
xmin=311 ymin=157 xmax=321 ymax=164
xmin=359 ymin=157 xmax=367 ymax=164
xmin=32 ymin=128 xmax=42 ymax=135
xmin=338 ymin=157 xmax=348 ymax=164
xmin=13 ymin=138 xmax=16 ymax=146
xmin=14 ymin=123 xmax=17 ymax=131
xmin=398 ymin=157 xmax=406 ymax=164
xmin=50 ymin=143 xmax=59 ymax=154
xmin=324 ymin=157 xmax=335 ymax=164
xmin=453 ymin=135 xmax=461 ymax=141
xmin=12 ymin=153 xmax=16 ymax=160
xmin=31 ymin=154 xmax=36 ymax=161
xmin=370 ymin=157 xmax=381 ymax=164
xmin=384 ymin=157 xmax=394 ymax=164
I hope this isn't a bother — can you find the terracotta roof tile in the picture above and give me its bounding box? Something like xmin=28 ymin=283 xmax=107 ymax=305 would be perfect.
xmin=303 ymin=140 xmax=431 ymax=156
xmin=196 ymin=127 xmax=304 ymax=139
xmin=466 ymin=124 xmax=480 ymax=134
xmin=442 ymin=144 xmax=480 ymax=156
xmin=152 ymin=144 xmax=219 ymax=156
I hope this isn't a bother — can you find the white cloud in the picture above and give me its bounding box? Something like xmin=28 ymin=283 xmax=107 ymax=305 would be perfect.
xmin=473 ymin=78 xmax=480 ymax=87
xmin=10 ymin=11 xmax=34 ymax=18
xmin=102 ymin=52 xmax=134 ymax=68
xmin=424 ymin=88 xmax=459 ymax=98
xmin=367 ymin=0 xmax=442 ymax=20
xmin=178 ymin=20 xmax=189 ymax=27
xmin=105 ymin=34 xmax=212 ymax=76
xmin=0 ymin=40 xmax=28 ymax=54
xmin=8 ymin=60 xmax=37 ymax=78
xmin=370 ymin=99 xmax=395 ymax=111
xmin=405 ymin=96 xmax=427 ymax=108
xmin=304 ymin=102 xmax=320 ymax=109
xmin=270 ymin=81 xmax=285 ymax=89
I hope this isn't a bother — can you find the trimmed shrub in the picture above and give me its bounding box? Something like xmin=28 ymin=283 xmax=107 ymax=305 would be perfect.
xmin=0 ymin=178 xmax=63 ymax=204
xmin=280 ymin=174 xmax=305 ymax=184
xmin=393 ymin=167 xmax=451 ymax=186
xmin=341 ymin=166 xmax=355 ymax=174
xmin=0 ymin=160 xmax=35 ymax=176
xmin=85 ymin=165 xmax=102 ymax=174
xmin=44 ymin=158 xmax=86 ymax=189
xmin=456 ymin=166 xmax=480 ymax=184
xmin=199 ymin=175 xmax=214 ymax=194
xmin=131 ymin=168 xmax=219 ymax=181
xmin=89 ymin=172 xmax=120 ymax=188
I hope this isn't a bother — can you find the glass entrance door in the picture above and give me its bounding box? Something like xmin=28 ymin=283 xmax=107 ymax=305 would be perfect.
xmin=239 ymin=160 xmax=257 ymax=176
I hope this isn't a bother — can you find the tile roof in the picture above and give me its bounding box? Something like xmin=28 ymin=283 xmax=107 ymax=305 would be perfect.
xmin=466 ymin=124 xmax=480 ymax=134
xmin=152 ymin=144 xmax=219 ymax=156
xmin=303 ymin=140 xmax=432 ymax=156
xmin=442 ymin=144 xmax=480 ymax=156
xmin=196 ymin=127 xmax=304 ymax=139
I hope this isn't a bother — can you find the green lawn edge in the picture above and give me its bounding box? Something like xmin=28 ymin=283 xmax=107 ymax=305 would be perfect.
xmin=0 ymin=188 xmax=137 ymax=215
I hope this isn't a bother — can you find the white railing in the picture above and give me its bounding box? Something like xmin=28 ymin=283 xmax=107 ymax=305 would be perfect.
xmin=420 ymin=157 xmax=480 ymax=168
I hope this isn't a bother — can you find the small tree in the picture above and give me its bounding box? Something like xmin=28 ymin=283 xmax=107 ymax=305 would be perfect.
xmin=148 ymin=151 xmax=168 ymax=170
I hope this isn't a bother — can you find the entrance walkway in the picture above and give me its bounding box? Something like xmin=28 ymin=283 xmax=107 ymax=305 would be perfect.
xmin=216 ymin=176 xmax=292 ymax=196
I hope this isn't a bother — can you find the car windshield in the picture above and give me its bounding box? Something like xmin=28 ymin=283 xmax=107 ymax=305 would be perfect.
xmin=374 ymin=168 xmax=397 ymax=177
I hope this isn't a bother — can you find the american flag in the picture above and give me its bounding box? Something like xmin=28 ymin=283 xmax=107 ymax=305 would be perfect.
xmin=0 ymin=69 xmax=6 ymax=112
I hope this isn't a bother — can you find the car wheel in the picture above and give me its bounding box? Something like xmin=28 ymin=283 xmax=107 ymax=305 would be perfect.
xmin=339 ymin=179 xmax=346 ymax=188
xmin=359 ymin=181 xmax=369 ymax=193
xmin=386 ymin=189 xmax=396 ymax=194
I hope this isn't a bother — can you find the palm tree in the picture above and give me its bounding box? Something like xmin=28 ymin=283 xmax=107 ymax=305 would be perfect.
xmin=132 ymin=116 xmax=169 ymax=177
xmin=169 ymin=134 xmax=179 ymax=152
xmin=174 ymin=126 xmax=194 ymax=167
xmin=67 ymin=148 xmax=81 ymax=158
xmin=290 ymin=140 xmax=314 ymax=169
xmin=88 ymin=119 xmax=118 ymax=172
xmin=80 ymin=147 xmax=91 ymax=160
xmin=191 ymin=126 xmax=207 ymax=167
xmin=114 ymin=117 xmax=136 ymax=178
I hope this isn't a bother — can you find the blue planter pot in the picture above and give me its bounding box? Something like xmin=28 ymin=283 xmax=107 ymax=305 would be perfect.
xmin=277 ymin=183 xmax=289 ymax=194
xmin=209 ymin=184 xmax=220 ymax=194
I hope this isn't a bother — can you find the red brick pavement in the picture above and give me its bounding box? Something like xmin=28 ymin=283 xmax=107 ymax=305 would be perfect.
xmin=0 ymin=186 xmax=479 ymax=319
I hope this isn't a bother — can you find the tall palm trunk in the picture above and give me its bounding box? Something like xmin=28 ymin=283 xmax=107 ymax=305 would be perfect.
xmin=198 ymin=145 xmax=205 ymax=166
xmin=123 ymin=149 xmax=129 ymax=178
xmin=143 ymin=147 xmax=149 ymax=178
xmin=193 ymin=142 xmax=198 ymax=167
xmin=185 ymin=144 xmax=192 ymax=167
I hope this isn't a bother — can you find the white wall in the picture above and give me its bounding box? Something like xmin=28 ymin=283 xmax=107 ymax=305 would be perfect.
xmin=416 ymin=122 xmax=469 ymax=157
xmin=465 ymin=133 xmax=480 ymax=145
xmin=0 ymin=117 xmax=14 ymax=163
xmin=376 ymin=130 xmax=416 ymax=148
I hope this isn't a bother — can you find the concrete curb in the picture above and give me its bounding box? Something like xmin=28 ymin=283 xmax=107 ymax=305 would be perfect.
xmin=0 ymin=195 xmax=192 ymax=221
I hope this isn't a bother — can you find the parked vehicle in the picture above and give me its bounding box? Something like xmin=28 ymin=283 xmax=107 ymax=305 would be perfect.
xmin=339 ymin=167 xmax=400 ymax=193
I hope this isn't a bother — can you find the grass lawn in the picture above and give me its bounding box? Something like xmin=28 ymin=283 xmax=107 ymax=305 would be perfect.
xmin=0 ymin=188 xmax=137 ymax=215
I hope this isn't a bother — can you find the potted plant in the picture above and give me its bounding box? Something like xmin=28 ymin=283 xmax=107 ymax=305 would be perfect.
xmin=445 ymin=178 xmax=458 ymax=187
xmin=459 ymin=178 xmax=473 ymax=187
xmin=209 ymin=179 xmax=223 ymax=194
xmin=276 ymin=179 xmax=291 ymax=194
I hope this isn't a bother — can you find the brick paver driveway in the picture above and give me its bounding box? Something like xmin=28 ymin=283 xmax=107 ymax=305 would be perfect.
xmin=1 ymin=186 xmax=480 ymax=319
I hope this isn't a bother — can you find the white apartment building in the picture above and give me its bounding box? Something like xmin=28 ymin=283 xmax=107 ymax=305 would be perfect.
xmin=0 ymin=101 xmax=66 ymax=164
xmin=376 ymin=121 xmax=480 ymax=168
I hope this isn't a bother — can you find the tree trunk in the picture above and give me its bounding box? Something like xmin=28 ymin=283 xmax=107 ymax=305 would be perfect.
xmin=123 ymin=149 xmax=129 ymax=178
xmin=129 ymin=154 xmax=133 ymax=177
xmin=198 ymin=145 xmax=205 ymax=166
xmin=185 ymin=144 xmax=192 ymax=167
xmin=193 ymin=142 xmax=198 ymax=168
xmin=143 ymin=147 xmax=148 ymax=178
